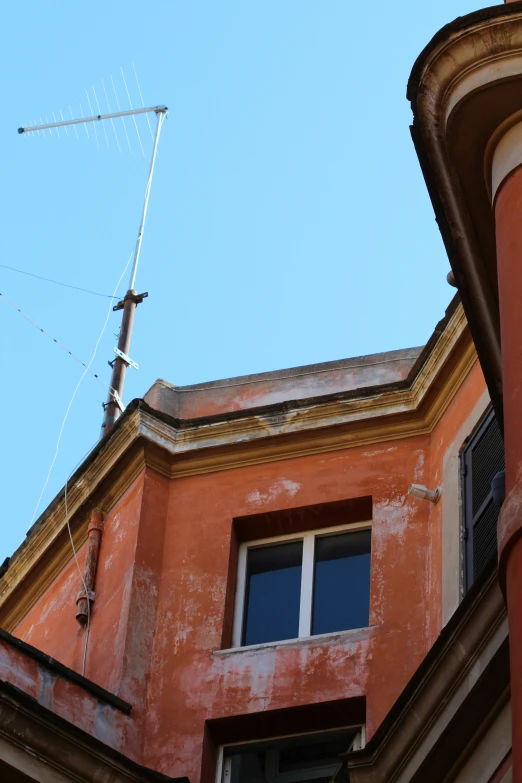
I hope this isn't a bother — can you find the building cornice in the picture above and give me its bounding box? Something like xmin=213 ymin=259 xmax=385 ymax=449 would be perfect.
xmin=0 ymin=304 xmax=476 ymax=631
xmin=408 ymin=2 xmax=522 ymax=423
xmin=345 ymin=566 xmax=508 ymax=782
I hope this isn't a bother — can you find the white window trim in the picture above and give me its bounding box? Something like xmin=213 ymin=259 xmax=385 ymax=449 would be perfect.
xmin=231 ymin=520 xmax=372 ymax=649
xmin=216 ymin=725 xmax=366 ymax=783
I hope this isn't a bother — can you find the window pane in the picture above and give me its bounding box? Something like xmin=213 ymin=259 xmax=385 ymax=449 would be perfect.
xmin=312 ymin=530 xmax=371 ymax=636
xmin=279 ymin=732 xmax=354 ymax=773
xmin=223 ymin=729 xmax=358 ymax=782
xmin=243 ymin=541 xmax=303 ymax=646
xmin=462 ymin=408 xmax=505 ymax=590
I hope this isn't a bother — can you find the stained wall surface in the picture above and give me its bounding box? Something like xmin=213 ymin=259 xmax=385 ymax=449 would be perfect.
xmin=144 ymin=348 xmax=421 ymax=419
xmin=10 ymin=356 xmax=488 ymax=781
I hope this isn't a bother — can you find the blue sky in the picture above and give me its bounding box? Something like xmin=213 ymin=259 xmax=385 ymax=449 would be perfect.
xmin=0 ymin=0 xmax=494 ymax=562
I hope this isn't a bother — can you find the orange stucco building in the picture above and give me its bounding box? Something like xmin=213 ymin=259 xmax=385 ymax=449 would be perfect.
xmin=0 ymin=293 xmax=506 ymax=782
xmin=5 ymin=1 xmax=522 ymax=781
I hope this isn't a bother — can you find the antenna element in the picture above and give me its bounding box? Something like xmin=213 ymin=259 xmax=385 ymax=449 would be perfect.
xmin=18 ymin=97 xmax=168 ymax=439
xmin=100 ymin=107 xmax=167 ymax=438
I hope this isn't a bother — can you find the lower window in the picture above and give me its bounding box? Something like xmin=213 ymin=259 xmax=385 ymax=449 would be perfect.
xmin=232 ymin=523 xmax=372 ymax=648
xmin=219 ymin=727 xmax=363 ymax=783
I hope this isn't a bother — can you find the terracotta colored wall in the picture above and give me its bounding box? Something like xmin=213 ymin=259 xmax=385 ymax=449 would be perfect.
xmin=427 ymin=359 xmax=488 ymax=644
xmin=14 ymin=472 xmax=147 ymax=687
xmin=0 ymin=634 xmax=131 ymax=752
xmin=142 ymin=436 xmax=433 ymax=779
xmin=144 ymin=349 xmax=420 ymax=419
xmin=11 ymin=367 xmax=489 ymax=781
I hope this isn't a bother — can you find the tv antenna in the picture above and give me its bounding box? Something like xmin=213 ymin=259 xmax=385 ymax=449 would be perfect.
xmin=18 ymin=73 xmax=167 ymax=438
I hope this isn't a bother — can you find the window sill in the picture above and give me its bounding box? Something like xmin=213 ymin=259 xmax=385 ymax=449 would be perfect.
xmin=214 ymin=625 xmax=380 ymax=656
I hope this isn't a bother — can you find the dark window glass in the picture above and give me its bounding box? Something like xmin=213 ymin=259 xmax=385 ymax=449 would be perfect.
xmin=223 ymin=729 xmax=357 ymax=783
xmin=279 ymin=733 xmax=352 ymax=774
xmin=312 ymin=530 xmax=371 ymax=636
xmin=462 ymin=408 xmax=504 ymax=590
xmin=242 ymin=541 xmax=303 ymax=646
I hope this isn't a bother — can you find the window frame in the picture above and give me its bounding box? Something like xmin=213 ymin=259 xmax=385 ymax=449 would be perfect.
xmin=460 ymin=406 xmax=504 ymax=592
xmin=232 ymin=521 xmax=372 ymax=649
xmin=216 ymin=725 xmax=366 ymax=783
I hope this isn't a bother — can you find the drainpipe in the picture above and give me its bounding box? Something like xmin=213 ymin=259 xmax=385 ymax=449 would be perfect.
xmin=76 ymin=510 xmax=104 ymax=626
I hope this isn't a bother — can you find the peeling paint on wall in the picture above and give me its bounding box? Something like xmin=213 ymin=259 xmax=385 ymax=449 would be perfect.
xmin=246 ymin=479 xmax=302 ymax=507
xmin=4 ymin=346 xmax=488 ymax=782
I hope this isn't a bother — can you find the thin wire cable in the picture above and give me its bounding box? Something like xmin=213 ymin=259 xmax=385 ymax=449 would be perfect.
xmin=59 ymin=110 xmax=69 ymax=137
xmin=63 ymin=251 xmax=132 ymax=675
xmin=102 ymin=78 xmax=121 ymax=152
xmin=111 ymin=74 xmax=132 ymax=152
xmin=92 ymin=86 xmax=109 ymax=149
xmin=85 ymin=92 xmax=99 ymax=149
xmin=132 ymin=62 xmax=154 ymax=142
xmin=28 ymin=250 xmax=133 ymax=528
xmin=128 ymin=110 xmax=165 ymax=290
xmin=63 ymin=441 xmax=96 ymax=676
xmin=52 ymin=113 xmax=60 ymax=137
xmin=69 ymin=106 xmax=79 ymax=139
xmin=0 ymin=261 xmax=119 ymax=298
xmin=120 ymin=67 xmax=145 ymax=156
xmin=80 ymin=104 xmax=90 ymax=139
xmin=0 ymin=292 xmax=112 ymax=390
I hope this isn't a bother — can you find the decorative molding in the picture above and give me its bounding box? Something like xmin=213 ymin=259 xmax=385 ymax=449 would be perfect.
xmin=0 ymin=305 xmax=478 ymax=631
xmin=407 ymin=3 xmax=522 ymax=417
xmin=345 ymin=570 xmax=508 ymax=782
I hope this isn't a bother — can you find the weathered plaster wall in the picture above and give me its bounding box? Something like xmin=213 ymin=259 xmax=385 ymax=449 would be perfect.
xmin=141 ymin=436 xmax=433 ymax=780
xmin=12 ymin=540 xmax=90 ymax=675
xmin=14 ymin=472 xmax=147 ymax=687
xmin=426 ymin=359 xmax=487 ymax=644
xmin=8 ymin=359 xmax=489 ymax=782
xmin=0 ymin=636 xmax=131 ymax=754
xmin=144 ymin=349 xmax=421 ymax=419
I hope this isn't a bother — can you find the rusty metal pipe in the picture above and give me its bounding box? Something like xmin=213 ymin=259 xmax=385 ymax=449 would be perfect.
xmin=76 ymin=510 xmax=104 ymax=626
xmin=100 ymin=289 xmax=147 ymax=439
xmin=101 ymin=290 xmax=136 ymax=438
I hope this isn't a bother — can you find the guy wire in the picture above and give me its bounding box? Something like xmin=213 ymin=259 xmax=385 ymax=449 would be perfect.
xmin=0 ymin=261 xmax=120 ymax=299
xmin=28 ymin=249 xmax=134 ymax=527
xmin=0 ymin=292 xmax=113 ymax=391
xmin=63 ymin=440 xmax=97 ymax=677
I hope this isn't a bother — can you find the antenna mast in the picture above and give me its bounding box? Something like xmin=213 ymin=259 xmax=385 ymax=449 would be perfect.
xmin=18 ymin=103 xmax=168 ymax=438
xmin=101 ymin=107 xmax=166 ymax=437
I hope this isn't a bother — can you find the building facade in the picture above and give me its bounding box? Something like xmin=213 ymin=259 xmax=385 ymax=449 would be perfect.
xmin=0 ymin=294 xmax=506 ymax=782
xmin=2 ymin=1 xmax=522 ymax=781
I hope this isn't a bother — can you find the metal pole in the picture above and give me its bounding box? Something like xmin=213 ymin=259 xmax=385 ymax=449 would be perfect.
xmin=100 ymin=290 xmax=143 ymax=438
xmin=17 ymin=105 xmax=167 ymax=135
xmin=100 ymin=109 xmax=166 ymax=438
xmin=128 ymin=110 xmax=165 ymax=291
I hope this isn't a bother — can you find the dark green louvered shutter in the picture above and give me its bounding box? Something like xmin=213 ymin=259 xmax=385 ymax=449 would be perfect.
xmin=462 ymin=408 xmax=504 ymax=590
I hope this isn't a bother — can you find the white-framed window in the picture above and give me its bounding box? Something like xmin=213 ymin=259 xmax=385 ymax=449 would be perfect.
xmin=232 ymin=522 xmax=372 ymax=648
xmin=216 ymin=726 xmax=365 ymax=783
